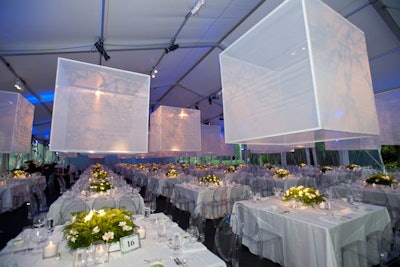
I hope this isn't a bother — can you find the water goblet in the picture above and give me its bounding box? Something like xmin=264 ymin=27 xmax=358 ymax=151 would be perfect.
xmin=32 ymin=213 xmax=46 ymax=228
xmin=157 ymin=218 xmax=167 ymax=242
xmin=187 ymin=225 xmax=199 ymax=246
xmin=150 ymin=199 xmax=157 ymax=214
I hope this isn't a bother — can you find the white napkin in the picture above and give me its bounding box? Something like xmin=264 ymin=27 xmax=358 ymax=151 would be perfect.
xmin=182 ymin=242 xmax=207 ymax=253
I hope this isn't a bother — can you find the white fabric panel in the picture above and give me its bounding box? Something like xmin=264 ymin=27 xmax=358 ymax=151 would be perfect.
xmin=0 ymin=91 xmax=34 ymax=153
xmin=220 ymin=0 xmax=379 ymax=145
xmin=50 ymin=58 xmax=150 ymax=153
xmin=374 ymin=90 xmax=400 ymax=145
xmin=218 ymin=134 xmax=234 ymax=156
xmin=201 ymin=125 xmax=221 ymax=155
xmin=149 ymin=105 xmax=201 ymax=152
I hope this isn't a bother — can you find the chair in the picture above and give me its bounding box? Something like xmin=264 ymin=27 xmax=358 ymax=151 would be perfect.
xmin=296 ymin=176 xmax=317 ymax=188
xmin=212 ymin=187 xmax=228 ymax=219
xmin=215 ymin=214 xmax=242 ymax=267
xmin=161 ymin=180 xmax=175 ymax=214
xmin=235 ymin=203 xmax=283 ymax=265
xmin=92 ymin=195 xmax=116 ymax=210
xmin=60 ymin=198 xmax=89 ymax=224
xmin=379 ymin=219 xmax=400 ymax=267
xmin=117 ymin=193 xmax=143 ymax=214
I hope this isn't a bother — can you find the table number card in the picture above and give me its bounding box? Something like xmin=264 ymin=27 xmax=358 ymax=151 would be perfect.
xmin=120 ymin=234 xmax=140 ymax=254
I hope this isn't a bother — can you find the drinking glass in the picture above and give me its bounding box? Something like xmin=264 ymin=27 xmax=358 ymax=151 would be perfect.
xmin=171 ymin=232 xmax=182 ymax=256
xmin=30 ymin=227 xmax=48 ymax=254
xmin=150 ymin=199 xmax=157 ymax=214
xmin=32 ymin=213 xmax=46 ymax=228
xmin=157 ymin=218 xmax=167 ymax=242
xmin=187 ymin=226 xmax=199 ymax=246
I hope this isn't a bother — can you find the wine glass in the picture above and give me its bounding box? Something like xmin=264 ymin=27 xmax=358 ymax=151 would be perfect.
xmin=187 ymin=226 xmax=199 ymax=247
xmin=157 ymin=218 xmax=167 ymax=242
xmin=150 ymin=199 xmax=157 ymax=214
xmin=32 ymin=213 xmax=46 ymax=228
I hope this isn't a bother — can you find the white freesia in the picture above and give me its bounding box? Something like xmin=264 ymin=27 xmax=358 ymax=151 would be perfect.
xmin=102 ymin=231 xmax=114 ymax=242
xmin=92 ymin=226 xmax=100 ymax=234
xmin=84 ymin=210 xmax=95 ymax=222
xmin=97 ymin=209 xmax=106 ymax=216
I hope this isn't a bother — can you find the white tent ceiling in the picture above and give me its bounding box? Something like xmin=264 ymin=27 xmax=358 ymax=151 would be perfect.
xmin=0 ymin=0 xmax=399 ymax=143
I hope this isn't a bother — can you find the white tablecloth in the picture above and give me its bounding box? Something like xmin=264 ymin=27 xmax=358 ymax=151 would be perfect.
xmin=232 ymin=197 xmax=390 ymax=267
xmin=0 ymin=181 xmax=30 ymax=213
xmin=148 ymin=175 xmax=192 ymax=196
xmin=174 ymin=183 xmax=250 ymax=219
xmin=0 ymin=213 xmax=226 ymax=267
xmin=47 ymin=187 xmax=144 ymax=225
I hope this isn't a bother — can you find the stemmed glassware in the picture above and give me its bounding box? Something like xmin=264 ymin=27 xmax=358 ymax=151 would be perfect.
xmin=157 ymin=218 xmax=167 ymax=242
xmin=186 ymin=226 xmax=199 ymax=247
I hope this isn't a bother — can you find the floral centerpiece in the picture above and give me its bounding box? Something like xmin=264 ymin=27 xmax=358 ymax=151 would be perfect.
xmin=273 ymin=168 xmax=290 ymax=178
xmin=12 ymin=170 xmax=26 ymax=178
xmin=199 ymin=174 xmax=222 ymax=185
xmin=282 ymin=186 xmax=325 ymax=206
xmin=181 ymin=162 xmax=189 ymax=169
xmin=139 ymin=164 xmax=147 ymax=170
xmin=90 ymin=179 xmax=113 ymax=193
xmin=149 ymin=166 xmax=158 ymax=172
xmin=346 ymin=164 xmax=360 ymax=170
xmin=63 ymin=208 xmax=137 ymax=250
xmin=92 ymin=170 xmax=108 ymax=180
xmin=195 ymin=163 xmax=207 ymax=170
xmin=92 ymin=163 xmax=103 ymax=173
xmin=298 ymin=163 xmax=307 ymax=168
xmin=224 ymin=166 xmax=236 ymax=173
xmin=264 ymin=163 xmax=276 ymax=170
xmin=165 ymin=169 xmax=179 ymax=178
xmin=320 ymin=166 xmax=333 ymax=173
xmin=365 ymin=173 xmax=397 ymax=186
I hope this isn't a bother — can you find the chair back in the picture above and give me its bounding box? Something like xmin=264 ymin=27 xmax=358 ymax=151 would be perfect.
xmin=118 ymin=193 xmax=143 ymax=214
xmin=92 ymin=195 xmax=116 ymax=210
xmin=215 ymin=213 xmax=242 ymax=267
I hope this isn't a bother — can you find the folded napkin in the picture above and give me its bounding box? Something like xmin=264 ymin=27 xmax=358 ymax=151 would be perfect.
xmin=182 ymin=242 xmax=207 ymax=253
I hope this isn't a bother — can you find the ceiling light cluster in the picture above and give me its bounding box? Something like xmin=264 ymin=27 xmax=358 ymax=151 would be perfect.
xmin=165 ymin=43 xmax=179 ymax=54
xmin=151 ymin=66 xmax=158 ymax=79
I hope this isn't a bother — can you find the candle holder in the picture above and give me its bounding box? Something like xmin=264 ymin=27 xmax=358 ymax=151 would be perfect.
xmin=43 ymin=240 xmax=59 ymax=259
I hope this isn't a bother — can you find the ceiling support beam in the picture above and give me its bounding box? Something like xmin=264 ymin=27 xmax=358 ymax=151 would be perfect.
xmin=369 ymin=0 xmax=400 ymax=42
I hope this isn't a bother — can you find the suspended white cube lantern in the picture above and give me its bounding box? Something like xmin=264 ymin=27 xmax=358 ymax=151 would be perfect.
xmin=220 ymin=0 xmax=379 ymax=145
xmin=247 ymin=144 xmax=295 ymax=154
xmin=149 ymin=106 xmax=201 ymax=152
xmin=374 ymin=90 xmax=400 ymax=145
xmin=50 ymin=58 xmax=150 ymax=154
xmin=325 ymin=138 xmax=379 ymax=151
xmin=0 ymin=91 xmax=34 ymax=153
xmin=201 ymin=125 xmax=221 ymax=155
xmin=218 ymin=134 xmax=234 ymax=156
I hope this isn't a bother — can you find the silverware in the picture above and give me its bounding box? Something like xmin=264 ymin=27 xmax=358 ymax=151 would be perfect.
xmin=0 ymin=247 xmax=33 ymax=256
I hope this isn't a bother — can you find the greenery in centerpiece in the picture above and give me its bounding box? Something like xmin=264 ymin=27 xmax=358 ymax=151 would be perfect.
xmin=90 ymin=179 xmax=113 ymax=192
xmin=224 ymin=166 xmax=236 ymax=173
xmin=149 ymin=165 xmax=159 ymax=172
xmin=199 ymin=174 xmax=222 ymax=185
xmin=282 ymin=186 xmax=325 ymax=206
xmin=273 ymin=168 xmax=290 ymax=178
xmin=298 ymin=163 xmax=307 ymax=168
xmin=365 ymin=173 xmax=397 ymax=186
xmin=165 ymin=169 xmax=179 ymax=177
xmin=345 ymin=163 xmax=360 ymax=170
xmin=264 ymin=163 xmax=276 ymax=170
xmin=92 ymin=163 xmax=103 ymax=173
xmin=320 ymin=166 xmax=333 ymax=173
xmin=195 ymin=162 xmax=207 ymax=170
xmin=92 ymin=169 xmax=108 ymax=179
xmin=63 ymin=208 xmax=137 ymax=250
xmin=12 ymin=169 xmax=26 ymax=178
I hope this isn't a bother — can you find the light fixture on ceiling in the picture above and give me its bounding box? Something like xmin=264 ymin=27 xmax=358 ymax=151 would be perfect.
xmin=14 ymin=78 xmax=24 ymax=91
xmin=208 ymin=96 xmax=212 ymax=105
xmin=94 ymin=38 xmax=111 ymax=61
xmin=219 ymin=113 xmax=224 ymax=120
xmin=165 ymin=43 xmax=179 ymax=54
xmin=191 ymin=0 xmax=206 ymax=15
xmin=151 ymin=66 xmax=158 ymax=79
xmin=194 ymin=105 xmax=200 ymax=110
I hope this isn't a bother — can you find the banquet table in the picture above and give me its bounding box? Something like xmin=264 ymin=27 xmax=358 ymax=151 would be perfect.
xmin=173 ymin=182 xmax=250 ymax=219
xmin=232 ymin=197 xmax=390 ymax=267
xmin=47 ymin=186 xmax=144 ymax=225
xmin=0 ymin=213 xmax=226 ymax=267
xmin=147 ymin=175 xmax=193 ymax=197
xmin=0 ymin=180 xmax=30 ymax=214
xmin=271 ymin=177 xmax=300 ymax=191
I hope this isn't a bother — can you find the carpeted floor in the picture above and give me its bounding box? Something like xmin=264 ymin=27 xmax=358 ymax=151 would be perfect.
xmin=0 ymin=186 xmax=281 ymax=267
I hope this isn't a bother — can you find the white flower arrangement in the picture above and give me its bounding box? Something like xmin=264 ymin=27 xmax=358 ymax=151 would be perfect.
xmin=282 ymin=186 xmax=325 ymax=206
xmin=63 ymin=208 xmax=136 ymax=250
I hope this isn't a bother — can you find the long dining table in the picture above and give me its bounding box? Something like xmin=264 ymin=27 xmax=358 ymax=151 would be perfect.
xmin=0 ymin=213 xmax=226 ymax=267
xmin=232 ymin=197 xmax=390 ymax=267
xmin=173 ymin=182 xmax=251 ymax=219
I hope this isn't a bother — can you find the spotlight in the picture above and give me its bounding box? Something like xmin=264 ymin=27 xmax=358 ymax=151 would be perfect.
xmin=94 ymin=39 xmax=111 ymax=60
xmin=165 ymin=43 xmax=179 ymax=54
xmin=191 ymin=0 xmax=206 ymax=15
xmin=14 ymin=78 xmax=24 ymax=91
xmin=208 ymin=96 xmax=212 ymax=105
xmin=151 ymin=66 xmax=158 ymax=79
xmin=194 ymin=105 xmax=199 ymax=110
